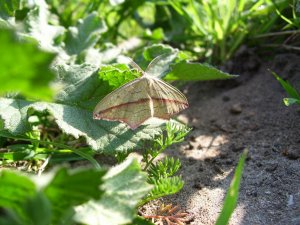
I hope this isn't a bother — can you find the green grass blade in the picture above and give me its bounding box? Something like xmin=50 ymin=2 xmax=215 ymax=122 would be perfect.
xmin=0 ymin=131 xmax=101 ymax=169
xmin=215 ymin=149 xmax=248 ymax=225
xmin=283 ymin=98 xmax=300 ymax=106
xmin=271 ymin=71 xmax=300 ymax=100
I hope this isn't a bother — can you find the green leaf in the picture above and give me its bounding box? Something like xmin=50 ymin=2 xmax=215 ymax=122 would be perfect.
xmin=0 ymin=29 xmax=56 ymax=100
xmin=42 ymin=167 xmax=106 ymax=224
xmin=23 ymin=0 xmax=64 ymax=51
xmin=74 ymin=158 xmax=152 ymax=225
xmin=142 ymin=176 xmax=184 ymax=205
xmin=99 ymin=64 xmax=141 ymax=90
xmin=134 ymin=44 xmax=176 ymax=70
xmin=0 ymin=170 xmax=36 ymax=223
xmin=23 ymin=192 xmax=52 ymax=225
xmin=165 ymin=61 xmax=238 ymax=81
xmin=271 ymin=71 xmax=300 ymax=105
xmin=54 ymin=63 xmax=100 ymax=110
xmin=65 ymin=12 xmax=107 ymax=56
xmin=0 ymin=209 xmax=23 ymax=225
xmin=0 ymin=61 xmax=163 ymax=153
xmin=0 ymin=0 xmax=20 ymax=20
xmin=215 ymin=150 xmax=247 ymax=225
xmin=147 ymin=157 xmax=181 ymax=182
xmin=0 ymin=98 xmax=162 ymax=152
xmin=55 ymin=63 xmax=139 ymax=110
xmin=283 ymin=98 xmax=300 ymax=106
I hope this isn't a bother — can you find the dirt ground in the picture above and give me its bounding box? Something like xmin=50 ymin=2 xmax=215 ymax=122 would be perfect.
xmin=143 ymin=51 xmax=300 ymax=225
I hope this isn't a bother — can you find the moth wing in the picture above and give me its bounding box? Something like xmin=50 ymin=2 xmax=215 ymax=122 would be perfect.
xmin=148 ymin=78 xmax=189 ymax=119
xmin=93 ymin=78 xmax=152 ymax=129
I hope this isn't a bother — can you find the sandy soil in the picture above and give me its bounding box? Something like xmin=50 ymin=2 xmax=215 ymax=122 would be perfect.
xmin=143 ymin=52 xmax=300 ymax=225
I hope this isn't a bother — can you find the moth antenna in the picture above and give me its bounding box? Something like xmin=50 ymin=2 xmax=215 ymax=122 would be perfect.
xmin=118 ymin=55 xmax=145 ymax=75
xmin=145 ymin=54 xmax=167 ymax=73
xmin=128 ymin=58 xmax=145 ymax=75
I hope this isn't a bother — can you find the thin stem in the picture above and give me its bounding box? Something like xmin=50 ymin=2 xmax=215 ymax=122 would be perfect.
xmin=38 ymin=155 xmax=52 ymax=176
xmin=254 ymin=30 xmax=300 ymax=38
xmin=0 ymin=132 xmax=101 ymax=169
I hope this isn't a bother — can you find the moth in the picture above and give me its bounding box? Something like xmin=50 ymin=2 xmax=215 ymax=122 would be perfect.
xmin=93 ymin=54 xmax=189 ymax=129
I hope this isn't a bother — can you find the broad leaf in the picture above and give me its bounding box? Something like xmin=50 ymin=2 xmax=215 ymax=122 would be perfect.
xmin=65 ymin=12 xmax=107 ymax=56
xmin=74 ymin=158 xmax=152 ymax=225
xmin=54 ymin=63 xmax=100 ymax=110
xmin=134 ymin=44 xmax=176 ymax=70
xmin=23 ymin=192 xmax=52 ymax=225
xmin=42 ymin=167 xmax=106 ymax=224
xmin=0 ymin=29 xmax=56 ymax=100
xmin=99 ymin=64 xmax=141 ymax=90
xmin=0 ymin=97 xmax=162 ymax=152
xmin=0 ymin=170 xmax=36 ymax=223
xmin=23 ymin=0 xmax=64 ymax=51
xmin=165 ymin=61 xmax=238 ymax=81
xmin=55 ymin=63 xmax=140 ymax=109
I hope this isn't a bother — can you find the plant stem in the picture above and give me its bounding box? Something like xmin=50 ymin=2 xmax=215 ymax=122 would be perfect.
xmin=0 ymin=132 xmax=101 ymax=169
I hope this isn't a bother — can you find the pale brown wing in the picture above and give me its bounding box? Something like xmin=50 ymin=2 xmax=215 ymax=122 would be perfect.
xmin=147 ymin=77 xmax=189 ymax=119
xmin=93 ymin=77 xmax=153 ymax=129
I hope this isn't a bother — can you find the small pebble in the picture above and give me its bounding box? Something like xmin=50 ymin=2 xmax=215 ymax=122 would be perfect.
xmin=230 ymin=143 xmax=245 ymax=152
xmin=287 ymin=195 xmax=294 ymax=207
xmin=225 ymin=159 xmax=233 ymax=165
xmin=230 ymin=103 xmax=243 ymax=114
xmin=213 ymin=165 xmax=224 ymax=174
xmin=198 ymin=165 xmax=204 ymax=172
xmin=197 ymin=144 xmax=203 ymax=150
xmin=177 ymin=114 xmax=189 ymax=124
xmin=193 ymin=182 xmax=204 ymax=189
xmin=265 ymin=163 xmax=278 ymax=172
xmin=282 ymin=149 xmax=300 ymax=160
xmin=188 ymin=158 xmax=197 ymax=164
xmin=189 ymin=135 xmax=196 ymax=142
xmin=222 ymin=95 xmax=230 ymax=102
xmin=183 ymin=143 xmax=194 ymax=150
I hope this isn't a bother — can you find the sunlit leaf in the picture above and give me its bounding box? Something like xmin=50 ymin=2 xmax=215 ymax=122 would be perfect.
xmin=165 ymin=61 xmax=238 ymax=81
xmin=74 ymin=158 xmax=152 ymax=225
xmin=0 ymin=29 xmax=56 ymax=100
xmin=65 ymin=12 xmax=107 ymax=56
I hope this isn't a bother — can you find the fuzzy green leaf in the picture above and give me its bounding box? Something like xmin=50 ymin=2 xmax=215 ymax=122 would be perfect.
xmin=42 ymin=167 xmax=106 ymax=224
xmin=134 ymin=44 xmax=176 ymax=70
xmin=23 ymin=192 xmax=52 ymax=225
xmin=99 ymin=64 xmax=141 ymax=90
xmin=0 ymin=29 xmax=56 ymax=100
xmin=54 ymin=63 xmax=101 ymax=110
xmin=165 ymin=61 xmax=238 ymax=81
xmin=65 ymin=12 xmax=107 ymax=55
xmin=0 ymin=97 xmax=161 ymax=152
xmin=0 ymin=170 xmax=37 ymax=223
xmin=23 ymin=0 xmax=64 ymax=51
xmin=74 ymin=158 xmax=152 ymax=225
